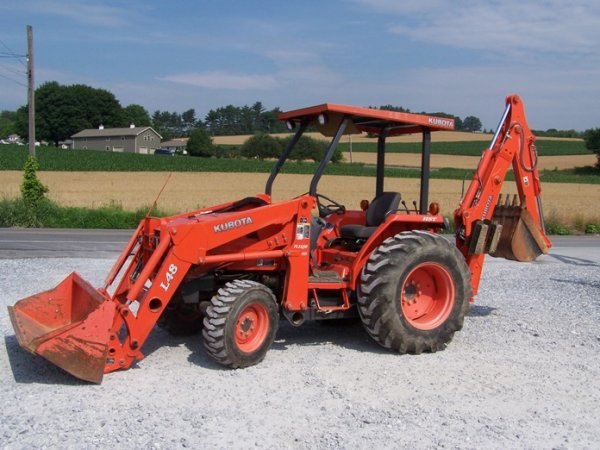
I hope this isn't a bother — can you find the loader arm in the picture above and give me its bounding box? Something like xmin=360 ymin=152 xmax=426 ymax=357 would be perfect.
xmin=8 ymin=195 xmax=312 ymax=382
xmin=454 ymin=94 xmax=552 ymax=297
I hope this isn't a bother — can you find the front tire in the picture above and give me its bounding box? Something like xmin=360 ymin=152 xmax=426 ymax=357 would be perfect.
xmin=203 ymin=280 xmax=279 ymax=368
xmin=358 ymin=231 xmax=471 ymax=354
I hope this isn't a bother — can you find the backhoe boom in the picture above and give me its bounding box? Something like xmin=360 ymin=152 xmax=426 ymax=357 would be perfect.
xmin=454 ymin=94 xmax=551 ymax=296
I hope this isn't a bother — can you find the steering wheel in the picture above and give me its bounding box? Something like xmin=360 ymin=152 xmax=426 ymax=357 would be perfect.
xmin=316 ymin=193 xmax=346 ymax=218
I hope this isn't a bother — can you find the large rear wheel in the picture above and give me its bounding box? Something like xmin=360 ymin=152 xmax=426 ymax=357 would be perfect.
xmin=358 ymin=231 xmax=471 ymax=354
xmin=203 ymin=280 xmax=279 ymax=368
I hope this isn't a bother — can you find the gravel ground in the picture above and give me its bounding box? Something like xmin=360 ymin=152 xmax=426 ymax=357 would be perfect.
xmin=1 ymin=246 xmax=599 ymax=449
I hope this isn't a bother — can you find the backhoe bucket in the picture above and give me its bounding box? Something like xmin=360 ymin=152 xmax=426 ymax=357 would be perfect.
xmin=7 ymin=272 xmax=115 ymax=384
xmin=490 ymin=203 xmax=549 ymax=262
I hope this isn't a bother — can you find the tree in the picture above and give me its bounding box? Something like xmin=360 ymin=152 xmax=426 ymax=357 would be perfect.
xmin=21 ymin=156 xmax=48 ymax=204
xmin=123 ymin=104 xmax=151 ymax=127
xmin=181 ymin=109 xmax=198 ymax=135
xmin=0 ymin=110 xmax=17 ymax=138
xmin=151 ymin=109 xmax=197 ymax=139
xmin=533 ymin=128 xmax=582 ymax=138
xmin=204 ymin=102 xmax=288 ymax=135
xmin=14 ymin=81 xmax=124 ymax=145
xmin=204 ymin=104 xmax=242 ymax=135
xmin=261 ymin=107 xmax=287 ymax=133
xmin=584 ymin=128 xmax=600 ymax=170
xmin=462 ymin=116 xmax=482 ymax=132
xmin=378 ymin=104 xmax=410 ymax=113
xmin=280 ymin=135 xmax=342 ymax=163
xmin=187 ymin=127 xmax=214 ymax=157
xmin=240 ymin=133 xmax=282 ymax=159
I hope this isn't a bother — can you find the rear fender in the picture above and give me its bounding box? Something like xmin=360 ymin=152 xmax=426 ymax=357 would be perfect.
xmin=350 ymin=214 xmax=445 ymax=289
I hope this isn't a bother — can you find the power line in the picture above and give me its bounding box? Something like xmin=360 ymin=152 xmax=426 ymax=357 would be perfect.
xmin=0 ymin=38 xmax=27 ymax=66
xmin=0 ymin=36 xmax=28 ymax=88
xmin=0 ymin=62 xmax=26 ymax=77
xmin=0 ymin=72 xmax=27 ymax=88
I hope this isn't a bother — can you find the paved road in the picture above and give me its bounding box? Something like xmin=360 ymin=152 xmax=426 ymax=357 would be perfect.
xmin=0 ymin=228 xmax=133 ymax=259
xmin=0 ymin=228 xmax=598 ymax=260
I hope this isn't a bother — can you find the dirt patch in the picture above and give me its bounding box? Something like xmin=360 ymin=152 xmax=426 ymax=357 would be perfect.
xmin=1 ymin=171 xmax=598 ymax=225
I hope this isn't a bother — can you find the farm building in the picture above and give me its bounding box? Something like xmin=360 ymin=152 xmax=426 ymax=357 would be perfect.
xmin=159 ymin=137 xmax=188 ymax=153
xmin=71 ymin=125 xmax=162 ymax=154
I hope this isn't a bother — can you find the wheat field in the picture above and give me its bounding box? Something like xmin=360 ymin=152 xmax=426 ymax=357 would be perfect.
xmin=2 ymin=170 xmax=598 ymax=226
xmin=214 ymin=131 xmax=583 ymax=145
xmin=342 ymin=153 xmax=596 ymax=170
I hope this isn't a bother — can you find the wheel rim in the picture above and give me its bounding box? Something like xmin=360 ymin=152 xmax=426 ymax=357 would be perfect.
xmin=235 ymin=302 xmax=270 ymax=353
xmin=400 ymin=262 xmax=455 ymax=330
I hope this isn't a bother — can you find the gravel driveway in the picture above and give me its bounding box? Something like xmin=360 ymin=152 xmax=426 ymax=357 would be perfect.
xmin=1 ymin=243 xmax=599 ymax=449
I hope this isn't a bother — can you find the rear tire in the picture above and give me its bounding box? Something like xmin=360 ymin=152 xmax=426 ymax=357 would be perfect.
xmin=203 ymin=280 xmax=279 ymax=368
xmin=358 ymin=231 xmax=471 ymax=354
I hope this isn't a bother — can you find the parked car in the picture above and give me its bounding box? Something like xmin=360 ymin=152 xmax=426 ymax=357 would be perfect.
xmin=154 ymin=148 xmax=176 ymax=156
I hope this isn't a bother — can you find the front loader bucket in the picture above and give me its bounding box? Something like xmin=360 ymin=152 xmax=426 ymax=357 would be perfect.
xmin=7 ymin=272 xmax=115 ymax=384
xmin=490 ymin=203 xmax=549 ymax=262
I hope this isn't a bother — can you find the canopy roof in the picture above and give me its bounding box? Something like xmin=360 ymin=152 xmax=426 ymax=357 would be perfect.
xmin=278 ymin=103 xmax=455 ymax=137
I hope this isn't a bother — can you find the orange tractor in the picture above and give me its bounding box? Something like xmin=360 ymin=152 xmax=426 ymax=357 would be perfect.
xmin=8 ymin=95 xmax=551 ymax=383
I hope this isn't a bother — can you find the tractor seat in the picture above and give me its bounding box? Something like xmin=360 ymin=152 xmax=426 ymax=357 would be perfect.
xmin=339 ymin=192 xmax=401 ymax=240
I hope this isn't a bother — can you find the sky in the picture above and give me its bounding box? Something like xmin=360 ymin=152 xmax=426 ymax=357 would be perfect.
xmin=1 ymin=0 xmax=599 ymax=131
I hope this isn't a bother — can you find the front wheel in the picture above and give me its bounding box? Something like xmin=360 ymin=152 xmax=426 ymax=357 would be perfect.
xmin=203 ymin=280 xmax=279 ymax=368
xmin=358 ymin=231 xmax=472 ymax=354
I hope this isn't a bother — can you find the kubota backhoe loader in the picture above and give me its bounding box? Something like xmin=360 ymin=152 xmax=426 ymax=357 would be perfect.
xmin=8 ymin=94 xmax=551 ymax=383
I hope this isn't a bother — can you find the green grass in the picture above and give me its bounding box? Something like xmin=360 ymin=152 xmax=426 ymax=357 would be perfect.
xmin=336 ymin=139 xmax=589 ymax=156
xmin=1 ymin=197 xmax=598 ymax=234
xmin=1 ymin=144 xmax=598 ymax=184
xmin=0 ymin=197 xmax=171 ymax=228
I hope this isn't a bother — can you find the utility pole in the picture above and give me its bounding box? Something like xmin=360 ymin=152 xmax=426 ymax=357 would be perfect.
xmin=27 ymin=25 xmax=35 ymax=157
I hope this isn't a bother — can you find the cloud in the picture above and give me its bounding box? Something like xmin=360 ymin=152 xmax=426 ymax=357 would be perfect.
xmin=160 ymin=71 xmax=278 ymax=90
xmin=277 ymin=65 xmax=342 ymax=86
xmin=352 ymin=0 xmax=600 ymax=61
xmin=264 ymin=49 xmax=320 ymax=66
xmin=370 ymin=63 xmax=600 ymax=130
xmin=345 ymin=0 xmax=600 ymax=129
xmin=5 ymin=0 xmax=132 ymax=27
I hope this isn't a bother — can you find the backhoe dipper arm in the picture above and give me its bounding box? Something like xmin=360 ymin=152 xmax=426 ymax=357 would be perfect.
xmin=454 ymin=94 xmax=551 ymax=296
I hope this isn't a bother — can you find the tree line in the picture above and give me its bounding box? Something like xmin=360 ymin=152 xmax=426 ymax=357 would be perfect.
xmin=0 ymin=81 xmax=595 ymax=150
xmin=0 ymin=82 xmax=290 ymax=144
